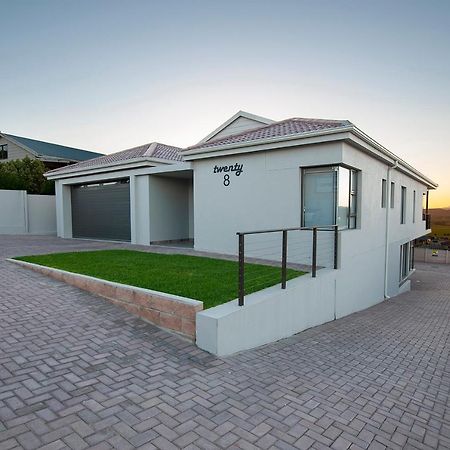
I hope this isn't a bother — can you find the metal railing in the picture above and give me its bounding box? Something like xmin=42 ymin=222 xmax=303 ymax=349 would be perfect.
xmin=236 ymin=225 xmax=339 ymax=306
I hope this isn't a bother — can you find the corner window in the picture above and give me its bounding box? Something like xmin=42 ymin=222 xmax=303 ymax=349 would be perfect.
xmin=302 ymin=165 xmax=358 ymax=230
xmin=390 ymin=182 xmax=395 ymax=208
xmin=401 ymin=186 xmax=406 ymax=224
xmin=0 ymin=144 xmax=8 ymax=160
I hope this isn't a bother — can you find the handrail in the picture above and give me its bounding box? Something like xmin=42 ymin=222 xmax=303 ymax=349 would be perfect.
xmin=237 ymin=225 xmax=338 ymax=236
xmin=237 ymin=225 xmax=339 ymax=306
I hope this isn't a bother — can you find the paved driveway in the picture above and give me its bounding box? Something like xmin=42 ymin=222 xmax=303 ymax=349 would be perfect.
xmin=0 ymin=236 xmax=449 ymax=450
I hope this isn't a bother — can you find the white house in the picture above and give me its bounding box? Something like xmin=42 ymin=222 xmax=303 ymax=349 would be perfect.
xmin=46 ymin=111 xmax=437 ymax=354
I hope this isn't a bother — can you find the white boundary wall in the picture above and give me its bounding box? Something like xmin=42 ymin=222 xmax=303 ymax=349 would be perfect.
xmin=415 ymin=247 xmax=450 ymax=264
xmin=0 ymin=190 xmax=56 ymax=235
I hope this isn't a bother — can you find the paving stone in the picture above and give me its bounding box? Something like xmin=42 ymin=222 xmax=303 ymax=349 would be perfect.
xmin=0 ymin=237 xmax=449 ymax=450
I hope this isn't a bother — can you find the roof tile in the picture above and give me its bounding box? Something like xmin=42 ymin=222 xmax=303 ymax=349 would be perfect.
xmin=186 ymin=117 xmax=352 ymax=151
xmin=47 ymin=142 xmax=183 ymax=175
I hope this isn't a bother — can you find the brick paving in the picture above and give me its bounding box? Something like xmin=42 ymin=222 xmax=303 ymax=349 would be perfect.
xmin=0 ymin=235 xmax=449 ymax=449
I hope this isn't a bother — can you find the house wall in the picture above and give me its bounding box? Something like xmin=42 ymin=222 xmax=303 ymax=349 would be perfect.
xmin=192 ymin=141 xmax=343 ymax=255
xmin=0 ymin=190 xmax=56 ymax=235
xmin=133 ymin=175 xmax=150 ymax=245
xmin=0 ymin=136 xmax=32 ymax=162
xmin=192 ymin=141 xmax=430 ymax=318
xmin=149 ymin=175 xmax=190 ymax=243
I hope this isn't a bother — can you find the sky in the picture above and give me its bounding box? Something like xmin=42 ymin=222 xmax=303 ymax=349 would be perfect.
xmin=1 ymin=0 xmax=449 ymax=207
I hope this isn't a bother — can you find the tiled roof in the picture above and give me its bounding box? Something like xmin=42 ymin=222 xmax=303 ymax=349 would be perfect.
xmin=3 ymin=133 xmax=103 ymax=161
xmin=47 ymin=142 xmax=183 ymax=175
xmin=186 ymin=117 xmax=352 ymax=151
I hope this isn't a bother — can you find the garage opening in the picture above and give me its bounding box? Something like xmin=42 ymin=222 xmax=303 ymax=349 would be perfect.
xmin=71 ymin=178 xmax=131 ymax=241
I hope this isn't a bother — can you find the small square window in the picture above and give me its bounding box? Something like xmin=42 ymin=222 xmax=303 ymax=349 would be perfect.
xmin=0 ymin=144 xmax=8 ymax=160
xmin=401 ymin=186 xmax=406 ymax=224
xmin=381 ymin=179 xmax=387 ymax=208
xmin=390 ymin=182 xmax=395 ymax=208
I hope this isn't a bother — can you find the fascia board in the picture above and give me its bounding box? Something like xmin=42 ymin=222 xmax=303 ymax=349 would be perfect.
xmin=56 ymin=163 xmax=192 ymax=185
xmin=349 ymin=128 xmax=438 ymax=189
xmin=183 ymin=128 xmax=354 ymax=160
xmin=45 ymin=157 xmax=177 ymax=180
xmin=185 ymin=126 xmax=438 ymax=189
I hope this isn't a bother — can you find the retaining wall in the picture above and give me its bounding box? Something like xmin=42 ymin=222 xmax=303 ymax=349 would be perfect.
xmin=9 ymin=259 xmax=203 ymax=339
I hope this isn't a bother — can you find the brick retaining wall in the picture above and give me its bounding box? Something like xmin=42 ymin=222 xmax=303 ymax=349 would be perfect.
xmin=9 ymin=259 xmax=203 ymax=339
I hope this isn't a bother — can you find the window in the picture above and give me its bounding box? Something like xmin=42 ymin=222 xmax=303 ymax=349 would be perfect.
xmin=400 ymin=241 xmax=414 ymax=282
xmin=349 ymin=169 xmax=358 ymax=229
xmin=400 ymin=186 xmax=406 ymax=224
xmin=422 ymin=192 xmax=427 ymax=220
xmin=413 ymin=190 xmax=416 ymax=223
xmin=390 ymin=182 xmax=395 ymax=208
xmin=0 ymin=144 xmax=8 ymax=160
xmin=302 ymin=165 xmax=358 ymax=230
xmin=381 ymin=179 xmax=387 ymax=208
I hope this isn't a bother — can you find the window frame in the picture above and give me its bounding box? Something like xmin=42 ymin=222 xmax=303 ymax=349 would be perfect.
xmin=400 ymin=241 xmax=414 ymax=283
xmin=381 ymin=179 xmax=387 ymax=208
xmin=400 ymin=186 xmax=407 ymax=224
xmin=390 ymin=182 xmax=395 ymax=208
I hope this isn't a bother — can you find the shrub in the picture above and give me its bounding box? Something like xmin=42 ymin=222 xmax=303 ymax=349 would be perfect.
xmin=0 ymin=157 xmax=55 ymax=194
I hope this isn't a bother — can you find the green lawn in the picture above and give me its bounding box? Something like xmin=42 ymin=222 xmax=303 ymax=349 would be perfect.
xmin=16 ymin=250 xmax=305 ymax=309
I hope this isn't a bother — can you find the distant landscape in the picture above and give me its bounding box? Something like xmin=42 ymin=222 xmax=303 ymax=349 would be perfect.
xmin=430 ymin=208 xmax=450 ymax=237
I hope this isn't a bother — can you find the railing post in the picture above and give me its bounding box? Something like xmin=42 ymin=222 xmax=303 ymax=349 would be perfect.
xmin=334 ymin=225 xmax=338 ymax=269
xmin=312 ymin=227 xmax=317 ymax=278
xmin=238 ymin=233 xmax=245 ymax=306
xmin=281 ymin=230 xmax=287 ymax=289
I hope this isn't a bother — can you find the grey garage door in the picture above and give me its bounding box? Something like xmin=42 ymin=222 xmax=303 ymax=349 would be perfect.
xmin=71 ymin=179 xmax=131 ymax=241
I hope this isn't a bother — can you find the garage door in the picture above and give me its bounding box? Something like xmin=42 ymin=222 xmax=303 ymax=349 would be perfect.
xmin=71 ymin=179 xmax=131 ymax=241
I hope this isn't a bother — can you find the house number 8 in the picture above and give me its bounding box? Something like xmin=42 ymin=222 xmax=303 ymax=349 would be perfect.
xmin=223 ymin=174 xmax=230 ymax=186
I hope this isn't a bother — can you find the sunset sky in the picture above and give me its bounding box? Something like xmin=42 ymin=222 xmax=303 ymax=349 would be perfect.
xmin=1 ymin=0 xmax=449 ymax=207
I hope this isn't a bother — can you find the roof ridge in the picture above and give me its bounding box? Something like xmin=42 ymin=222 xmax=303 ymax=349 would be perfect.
xmin=290 ymin=117 xmax=351 ymax=124
xmin=186 ymin=117 xmax=350 ymax=150
xmin=143 ymin=142 xmax=158 ymax=157
xmin=2 ymin=132 xmax=100 ymax=154
xmin=186 ymin=120 xmax=282 ymax=150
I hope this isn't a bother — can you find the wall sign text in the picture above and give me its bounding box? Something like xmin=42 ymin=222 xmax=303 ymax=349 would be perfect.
xmin=213 ymin=163 xmax=244 ymax=186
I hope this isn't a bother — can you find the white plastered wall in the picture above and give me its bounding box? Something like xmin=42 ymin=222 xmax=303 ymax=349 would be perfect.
xmin=192 ymin=142 xmax=343 ymax=255
xmin=148 ymin=175 xmax=191 ymax=243
xmin=192 ymin=141 xmax=431 ymax=322
xmin=0 ymin=189 xmax=56 ymax=235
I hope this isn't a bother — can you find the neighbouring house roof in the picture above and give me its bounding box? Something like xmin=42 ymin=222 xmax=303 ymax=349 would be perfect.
xmin=46 ymin=142 xmax=184 ymax=176
xmin=1 ymin=133 xmax=104 ymax=162
xmin=186 ymin=117 xmax=352 ymax=151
